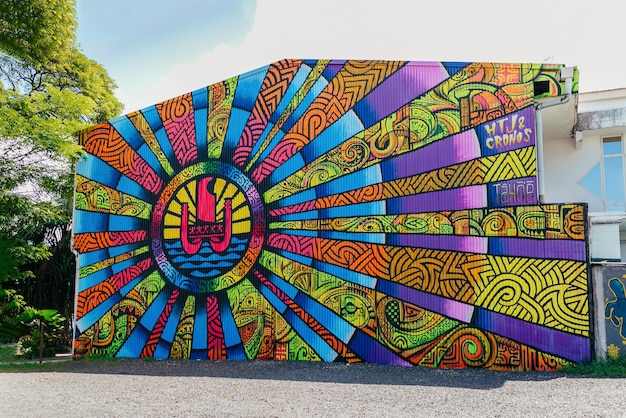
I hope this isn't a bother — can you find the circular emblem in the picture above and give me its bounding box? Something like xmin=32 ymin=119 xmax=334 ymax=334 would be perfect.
xmin=151 ymin=162 xmax=265 ymax=293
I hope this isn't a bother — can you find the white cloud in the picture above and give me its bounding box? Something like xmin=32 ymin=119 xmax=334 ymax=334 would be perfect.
xmin=154 ymin=44 xmax=277 ymax=104
xmin=119 ymin=0 xmax=626 ymax=111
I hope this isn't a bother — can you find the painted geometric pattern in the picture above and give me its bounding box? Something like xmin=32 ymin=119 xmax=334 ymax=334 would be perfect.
xmin=73 ymin=59 xmax=588 ymax=371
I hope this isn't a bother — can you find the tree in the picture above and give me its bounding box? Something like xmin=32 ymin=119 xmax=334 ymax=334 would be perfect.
xmin=0 ymin=0 xmax=78 ymax=66
xmin=0 ymin=0 xmax=122 ymax=351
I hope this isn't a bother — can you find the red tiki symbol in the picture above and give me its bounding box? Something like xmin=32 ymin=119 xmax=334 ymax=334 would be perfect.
xmin=180 ymin=177 xmax=232 ymax=255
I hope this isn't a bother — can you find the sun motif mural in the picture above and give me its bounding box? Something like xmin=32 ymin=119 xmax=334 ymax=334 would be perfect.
xmin=72 ymin=59 xmax=589 ymax=370
xmin=153 ymin=162 xmax=265 ymax=293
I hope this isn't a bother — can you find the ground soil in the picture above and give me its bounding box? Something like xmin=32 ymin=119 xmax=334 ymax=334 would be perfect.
xmin=1 ymin=359 xmax=626 ymax=417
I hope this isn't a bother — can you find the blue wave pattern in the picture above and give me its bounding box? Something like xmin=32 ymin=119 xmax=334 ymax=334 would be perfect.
xmin=164 ymin=236 xmax=250 ymax=278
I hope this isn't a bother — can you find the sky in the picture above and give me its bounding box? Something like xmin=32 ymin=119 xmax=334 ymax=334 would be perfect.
xmin=76 ymin=0 xmax=624 ymax=114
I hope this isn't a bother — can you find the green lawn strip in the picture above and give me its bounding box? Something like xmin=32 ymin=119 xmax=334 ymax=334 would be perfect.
xmin=561 ymin=357 xmax=626 ymax=377
xmin=0 ymin=344 xmax=18 ymax=362
xmin=0 ymin=343 xmax=71 ymax=371
xmin=2 ymin=348 xmax=626 ymax=376
xmin=0 ymin=361 xmax=69 ymax=372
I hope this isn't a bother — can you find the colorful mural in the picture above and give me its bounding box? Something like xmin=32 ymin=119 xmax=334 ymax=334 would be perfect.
xmin=600 ymin=266 xmax=626 ymax=358
xmin=72 ymin=59 xmax=590 ymax=370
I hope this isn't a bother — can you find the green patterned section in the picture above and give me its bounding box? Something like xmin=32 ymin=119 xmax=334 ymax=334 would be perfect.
xmin=75 ymin=175 xmax=152 ymax=219
xmin=170 ymin=295 xmax=196 ymax=359
xmin=270 ymin=204 xmax=585 ymax=241
xmin=258 ymin=250 xmax=371 ymax=329
xmin=227 ymin=279 xmax=264 ymax=359
xmin=270 ymin=215 xmax=453 ymax=234
xmin=377 ymin=297 xmax=459 ymax=352
xmin=80 ymin=271 xmax=167 ymax=357
xmin=227 ymin=278 xmax=321 ymax=361
xmin=284 ymin=330 xmax=322 ymax=361
xmin=79 ymin=246 xmax=151 ymax=279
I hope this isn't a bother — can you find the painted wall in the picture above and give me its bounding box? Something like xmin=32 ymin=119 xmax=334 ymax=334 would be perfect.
xmin=593 ymin=265 xmax=626 ymax=358
xmin=72 ymin=59 xmax=590 ymax=370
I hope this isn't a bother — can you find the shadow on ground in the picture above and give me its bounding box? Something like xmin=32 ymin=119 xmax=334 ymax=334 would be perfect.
xmin=23 ymin=357 xmax=586 ymax=390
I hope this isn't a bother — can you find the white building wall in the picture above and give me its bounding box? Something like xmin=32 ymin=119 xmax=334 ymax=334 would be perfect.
xmin=543 ymin=89 xmax=626 ymax=262
xmin=543 ymin=128 xmax=603 ymax=210
xmin=620 ymin=240 xmax=626 ymax=261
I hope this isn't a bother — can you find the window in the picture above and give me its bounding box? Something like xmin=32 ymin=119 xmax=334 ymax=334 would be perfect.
xmin=603 ymin=137 xmax=625 ymax=211
xmin=578 ymin=136 xmax=626 ymax=211
xmin=580 ymin=136 xmax=626 ymax=211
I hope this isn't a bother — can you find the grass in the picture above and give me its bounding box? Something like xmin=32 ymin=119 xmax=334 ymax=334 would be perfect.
xmin=561 ymin=356 xmax=626 ymax=377
xmin=0 ymin=343 xmax=71 ymax=372
xmin=0 ymin=344 xmax=18 ymax=362
xmin=0 ymin=361 xmax=68 ymax=372
xmin=2 ymin=344 xmax=626 ymax=376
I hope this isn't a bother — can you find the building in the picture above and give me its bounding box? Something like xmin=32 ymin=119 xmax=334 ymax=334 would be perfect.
xmin=72 ymin=59 xmax=592 ymax=370
xmin=543 ymin=88 xmax=626 ymax=359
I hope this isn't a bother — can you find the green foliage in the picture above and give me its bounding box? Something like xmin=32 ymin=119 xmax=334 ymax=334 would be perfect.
xmin=0 ymin=192 xmax=57 ymax=282
xmin=0 ymin=295 xmax=66 ymax=357
xmin=15 ymin=309 xmax=66 ymax=359
xmin=0 ymin=0 xmax=77 ymax=66
xmin=0 ymin=344 xmax=18 ymax=362
xmin=19 ymin=221 xmax=76 ymax=346
xmin=0 ymin=0 xmax=122 ymax=350
xmin=561 ymin=356 xmax=626 ymax=377
xmin=0 ymin=289 xmax=29 ymax=340
xmin=0 ymin=343 xmax=70 ymax=371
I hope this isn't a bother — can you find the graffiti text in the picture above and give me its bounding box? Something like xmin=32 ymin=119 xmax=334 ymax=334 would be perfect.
xmin=485 ymin=114 xmax=533 ymax=149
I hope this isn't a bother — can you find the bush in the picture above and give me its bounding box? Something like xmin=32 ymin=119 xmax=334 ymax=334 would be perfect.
xmin=2 ymin=307 xmax=66 ymax=359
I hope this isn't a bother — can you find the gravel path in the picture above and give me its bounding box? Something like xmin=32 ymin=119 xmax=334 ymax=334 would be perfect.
xmin=1 ymin=359 xmax=626 ymax=417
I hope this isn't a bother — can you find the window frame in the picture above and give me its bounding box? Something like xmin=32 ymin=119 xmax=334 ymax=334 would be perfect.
xmin=601 ymin=135 xmax=626 ymax=212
